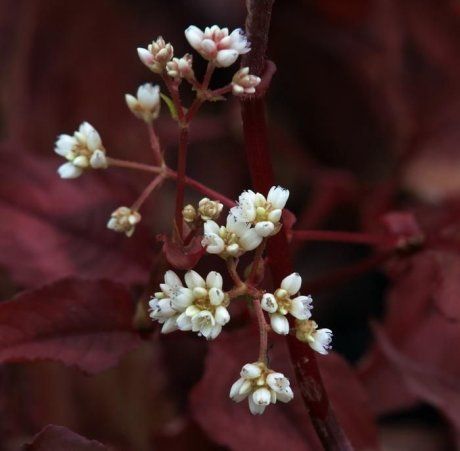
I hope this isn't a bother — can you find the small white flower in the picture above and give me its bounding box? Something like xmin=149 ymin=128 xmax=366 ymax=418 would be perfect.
xmin=107 ymin=206 xmax=141 ymax=237
xmin=185 ymin=25 xmax=250 ymax=67
xmin=166 ymin=54 xmax=195 ymax=80
xmin=55 ymin=122 xmax=107 ymax=178
xmin=138 ymin=36 xmax=174 ymax=73
xmin=231 ymin=186 xmax=289 ymax=237
xmin=149 ymin=271 xmax=185 ymax=333
xmin=125 ymin=83 xmax=161 ymax=123
xmin=229 ymin=362 xmax=293 ymax=415
xmin=232 ymin=67 xmax=261 ymax=96
xmin=201 ymin=213 xmax=262 ymax=258
xmin=295 ymin=320 xmax=333 ymax=355
xmin=163 ymin=270 xmax=230 ymax=340
xmin=261 ymin=273 xmax=313 ymax=335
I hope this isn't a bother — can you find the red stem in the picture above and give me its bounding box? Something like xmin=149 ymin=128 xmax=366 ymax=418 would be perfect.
xmin=174 ymin=126 xmax=189 ymax=240
xmin=131 ymin=175 xmax=165 ymax=211
xmin=253 ymin=299 xmax=268 ymax=364
xmin=240 ymin=1 xmax=353 ymax=449
xmin=147 ymin=123 xmax=163 ymax=165
xmin=292 ymin=230 xmax=395 ymax=247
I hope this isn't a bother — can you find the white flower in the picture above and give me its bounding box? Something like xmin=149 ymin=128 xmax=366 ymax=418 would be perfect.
xmin=149 ymin=271 xmax=184 ymax=334
xmin=54 ymin=122 xmax=107 ymax=178
xmin=185 ymin=25 xmax=250 ymax=67
xmin=229 ymin=362 xmax=293 ymax=415
xmin=202 ymin=213 xmax=262 ymax=257
xmin=295 ymin=320 xmax=333 ymax=355
xmin=166 ymin=54 xmax=195 ymax=80
xmin=137 ymin=36 xmax=174 ymax=73
xmin=168 ymin=270 xmax=229 ymax=340
xmin=230 ymin=186 xmax=289 ymax=237
xmin=232 ymin=67 xmax=261 ymax=96
xmin=261 ymin=273 xmax=313 ymax=335
xmin=107 ymin=206 xmax=141 ymax=237
xmin=125 ymin=83 xmax=161 ymax=123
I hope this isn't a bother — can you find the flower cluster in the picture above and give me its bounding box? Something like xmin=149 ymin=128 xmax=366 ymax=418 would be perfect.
xmin=185 ymin=25 xmax=250 ymax=67
xmin=149 ymin=270 xmax=229 ymax=339
xmin=202 ymin=186 xmax=289 ymax=258
xmin=54 ymin=122 xmax=107 ymax=179
xmin=106 ymin=207 xmax=141 ymax=237
xmin=261 ymin=272 xmax=312 ymax=335
xmin=230 ymin=362 xmax=294 ymax=415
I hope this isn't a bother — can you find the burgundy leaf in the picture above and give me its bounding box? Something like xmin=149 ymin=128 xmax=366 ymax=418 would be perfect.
xmin=23 ymin=424 xmax=109 ymax=450
xmin=190 ymin=327 xmax=378 ymax=451
xmin=0 ymin=145 xmax=151 ymax=287
xmin=0 ymin=278 xmax=141 ymax=374
xmin=159 ymin=234 xmax=205 ymax=270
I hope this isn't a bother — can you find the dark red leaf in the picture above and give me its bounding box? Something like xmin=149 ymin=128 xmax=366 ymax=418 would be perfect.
xmin=0 ymin=145 xmax=151 ymax=288
xmin=374 ymin=325 xmax=460 ymax=446
xmin=0 ymin=278 xmax=141 ymax=374
xmin=23 ymin=424 xmax=109 ymax=450
xmin=190 ymin=327 xmax=378 ymax=451
xmin=159 ymin=234 xmax=205 ymax=270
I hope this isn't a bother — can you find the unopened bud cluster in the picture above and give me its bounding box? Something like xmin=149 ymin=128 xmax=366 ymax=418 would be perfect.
xmin=107 ymin=207 xmax=141 ymax=237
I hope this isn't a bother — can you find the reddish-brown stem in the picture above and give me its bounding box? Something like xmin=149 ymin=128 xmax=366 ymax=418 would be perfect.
xmin=107 ymin=157 xmax=162 ymax=174
xmin=147 ymin=123 xmax=163 ymax=165
xmin=253 ymin=299 xmax=269 ymax=364
xmin=240 ymin=1 xmax=353 ymax=449
xmin=210 ymin=85 xmax=233 ymax=97
xmin=131 ymin=175 xmax=165 ymax=211
xmin=247 ymin=239 xmax=267 ymax=284
xmin=107 ymin=157 xmax=234 ymax=207
xmin=162 ymin=75 xmax=185 ymax=122
xmin=292 ymin=230 xmax=396 ymax=247
xmin=226 ymin=258 xmax=244 ymax=288
xmin=174 ymin=126 xmax=189 ymax=240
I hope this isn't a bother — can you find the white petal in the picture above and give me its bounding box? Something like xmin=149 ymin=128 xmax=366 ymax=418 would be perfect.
xmin=239 ymin=229 xmax=263 ymax=251
xmin=176 ymin=312 xmax=193 ymax=331
xmin=275 ymin=386 xmax=294 ymax=403
xmin=289 ymin=295 xmax=313 ymax=320
xmin=266 ymin=372 xmax=290 ymax=393
xmin=255 ymin=221 xmax=275 ymax=237
xmin=310 ymin=329 xmax=333 ymax=355
xmin=184 ymin=25 xmax=204 ymax=50
xmin=90 ymin=149 xmax=107 ymax=169
xmin=85 ymin=127 xmax=102 ymax=151
xmin=268 ymin=209 xmax=282 ymax=223
xmin=215 ymin=49 xmax=239 ymax=67
xmin=209 ymin=287 xmax=224 ymax=306
xmin=55 ymin=134 xmax=75 ymax=156
xmin=184 ymin=270 xmax=206 ymax=289
xmin=240 ymin=363 xmax=261 ymax=379
xmin=204 ymin=220 xmax=220 ymax=235
xmin=200 ymin=39 xmax=217 ymax=57
xmin=252 ymin=387 xmax=271 ymax=406
xmin=164 ymin=270 xmax=182 ymax=288
xmin=202 ymin=234 xmax=225 ymax=254
xmin=248 ymin=396 xmax=266 ymax=415
xmin=270 ymin=313 xmax=290 ymax=335
xmin=206 ymin=271 xmax=223 ymax=289
xmin=267 ymin=186 xmax=290 ymax=209
xmin=72 ymin=155 xmax=89 ymax=168
xmin=185 ymin=305 xmax=200 ymax=317
xmin=57 ymin=162 xmax=82 ymax=179
xmin=137 ymin=47 xmax=154 ymax=65
xmin=261 ymin=293 xmax=278 ymax=313
xmin=161 ymin=316 xmax=178 ymax=334
xmin=208 ymin=324 xmax=222 ymax=340
xmin=215 ymin=306 xmax=230 ymax=325
xmin=281 ymin=272 xmax=302 ymax=296
xmin=171 ymin=287 xmax=194 ymax=310
xmin=137 ymin=83 xmax=159 ymax=108
xmin=230 ymin=377 xmax=248 ymax=402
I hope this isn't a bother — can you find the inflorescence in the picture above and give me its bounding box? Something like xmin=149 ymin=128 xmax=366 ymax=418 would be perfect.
xmin=53 ymin=24 xmax=332 ymax=416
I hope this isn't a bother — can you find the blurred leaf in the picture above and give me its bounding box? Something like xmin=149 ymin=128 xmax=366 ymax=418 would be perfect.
xmin=0 ymin=278 xmax=141 ymax=374
xmin=23 ymin=424 xmax=109 ymax=450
